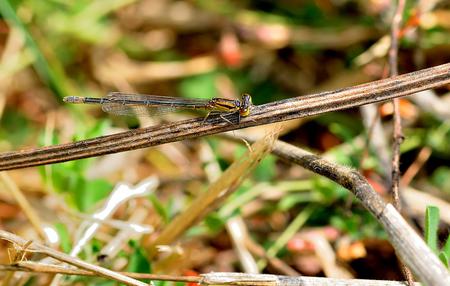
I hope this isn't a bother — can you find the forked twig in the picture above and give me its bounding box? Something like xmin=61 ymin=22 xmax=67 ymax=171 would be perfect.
xmin=223 ymin=132 xmax=450 ymax=286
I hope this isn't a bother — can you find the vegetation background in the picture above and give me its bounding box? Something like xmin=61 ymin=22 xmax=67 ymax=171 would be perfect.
xmin=0 ymin=0 xmax=449 ymax=284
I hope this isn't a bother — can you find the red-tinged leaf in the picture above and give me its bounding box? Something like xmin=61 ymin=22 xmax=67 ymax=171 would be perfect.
xmin=319 ymin=132 xmax=341 ymax=150
xmin=337 ymin=240 xmax=367 ymax=261
xmin=183 ymin=269 xmax=200 ymax=286
xmin=219 ymin=32 xmax=242 ymax=68
xmin=255 ymin=24 xmax=290 ymax=49
xmin=379 ymin=99 xmax=417 ymax=120
xmin=322 ymin=226 xmax=340 ymax=240
xmin=287 ymin=237 xmax=315 ymax=252
xmin=366 ymin=176 xmax=386 ymax=195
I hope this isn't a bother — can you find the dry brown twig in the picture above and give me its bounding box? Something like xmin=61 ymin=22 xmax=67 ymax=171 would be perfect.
xmin=388 ymin=1 xmax=415 ymax=284
xmin=224 ymin=132 xmax=450 ymax=286
xmin=0 ymin=263 xmax=423 ymax=286
xmin=389 ymin=0 xmax=406 ymax=212
xmin=0 ymin=63 xmax=449 ymax=171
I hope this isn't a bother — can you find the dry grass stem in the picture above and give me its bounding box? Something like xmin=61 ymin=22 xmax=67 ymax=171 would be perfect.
xmin=401 ymin=147 xmax=432 ymax=187
xmin=201 ymin=141 xmax=259 ymax=273
xmin=0 ymin=261 xmax=200 ymax=282
xmin=149 ymin=127 xmax=280 ymax=254
xmin=0 ymin=172 xmax=47 ymax=241
xmin=245 ymin=239 xmax=300 ymax=276
xmin=403 ymin=188 xmax=450 ymax=225
xmin=0 ymin=230 xmax=148 ymax=286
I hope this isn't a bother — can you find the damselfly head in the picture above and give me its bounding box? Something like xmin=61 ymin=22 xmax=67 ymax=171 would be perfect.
xmin=239 ymin=93 xmax=252 ymax=117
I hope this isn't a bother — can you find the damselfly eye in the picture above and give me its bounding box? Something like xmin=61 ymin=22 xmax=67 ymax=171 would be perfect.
xmin=234 ymin=100 xmax=241 ymax=107
xmin=238 ymin=94 xmax=252 ymax=117
xmin=241 ymin=93 xmax=252 ymax=105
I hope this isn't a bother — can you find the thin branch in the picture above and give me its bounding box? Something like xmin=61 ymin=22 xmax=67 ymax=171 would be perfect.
xmin=389 ymin=0 xmax=406 ymax=212
xmin=225 ymin=133 xmax=450 ymax=286
xmin=389 ymin=0 xmax=405 ymax=77
xmin=388 ymin=1 xmax=414 ymax=284
xmin=0 ymin=264 xmax=423 ymax=286
xmin=0 ymin=63 xmax=449 ymax=171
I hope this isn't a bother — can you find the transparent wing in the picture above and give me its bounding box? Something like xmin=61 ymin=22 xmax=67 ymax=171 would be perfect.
xmin=101 ymin=103 xmax=177 ymax=117
xmin=106 ymin=92 xmax=210 ymax=106
xmin=102 ymin=92 xmax=211 ymax=117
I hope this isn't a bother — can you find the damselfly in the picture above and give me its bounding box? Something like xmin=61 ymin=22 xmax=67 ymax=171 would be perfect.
xmin=63 ymin=92 xmax=253 ymax=122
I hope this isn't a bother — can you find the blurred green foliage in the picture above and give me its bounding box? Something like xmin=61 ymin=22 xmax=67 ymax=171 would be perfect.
xmin=180 ymin=72 xmax=219 ymax=100
xmin=432 ymin=167 xmax=450 ymax=195
xmin=0 ymin=0 xmax=69 ymax=97
xmin=425 ymin=206 xmax=450 ymax=267
xmin=0 ymin=108 xmax=33 ymax=145
xmin=39 ymin=120 xmax=113 ymax=211
xmin=54 ymin=222 xmax=72 ymax=253
xmin=128 ymin=240 xmax=152 ymax=281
